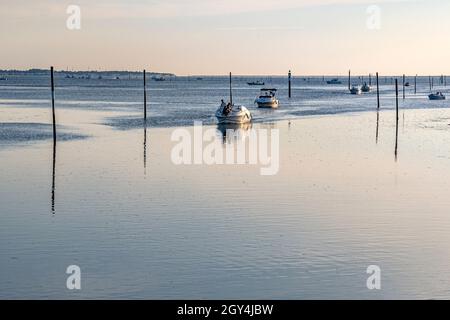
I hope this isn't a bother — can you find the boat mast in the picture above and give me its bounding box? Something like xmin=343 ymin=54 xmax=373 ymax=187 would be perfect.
xmin=229 ymin=72 xmax=233 ymax=105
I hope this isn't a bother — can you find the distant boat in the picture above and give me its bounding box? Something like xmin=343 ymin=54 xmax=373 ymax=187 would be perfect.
xmin=247 ymin=80 xmax=265 ymax=86
xmin=350 ymin=85 xmax=362 ymax=95
xmin=405 ymin=82 xmax=411 ymax=87
xmin=327 ymin=78 xmax=342 ymax=85
xmin=361 ymin=82 xmax=372 ymax=93
xmin=196 ymin=77 xmax=203 ymax=80
xmin=0 ymin=77 xmax=7 ymax=81
xmin=152 ymin=76 xmax=166 ymax=82
xmin=115 ymin=76 xmax=120 ymax=80
xmin=255 ymin=88 xmax=279 ymax=108
xmin=429 ymin=92 xmax=446 ymax=100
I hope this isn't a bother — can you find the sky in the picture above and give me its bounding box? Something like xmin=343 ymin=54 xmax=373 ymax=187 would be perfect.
xmin=2 ymin=0 xmax=450 ymax=75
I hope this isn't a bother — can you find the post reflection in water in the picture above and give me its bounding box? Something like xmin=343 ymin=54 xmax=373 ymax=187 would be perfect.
xmin=375 ymin=110 xmax=380 ymax=144
xmin=143 ymin=122 xmax=148 ymax=172
xmin=51 ymin=140 xmax=56 ymax=214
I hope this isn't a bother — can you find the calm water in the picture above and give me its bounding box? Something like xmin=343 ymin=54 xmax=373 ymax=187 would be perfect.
xmin=2 ymin=75 xmax=450 ymax=299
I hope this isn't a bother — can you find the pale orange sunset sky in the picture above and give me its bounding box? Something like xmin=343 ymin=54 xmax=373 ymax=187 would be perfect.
xmin=2 ymin=0 xmax=449 ymax=75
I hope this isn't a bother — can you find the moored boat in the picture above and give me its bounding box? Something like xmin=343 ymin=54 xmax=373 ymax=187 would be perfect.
xmin=247 ymin=80 xmax=265 ymax=86
xmin=152 ymin=76 xmax=166 ymax=81
xmin=361 ymin=82 xmax=372 ymax=93
xmin=327 ymin=78 xmax=342 ymax=85
xmin=429 ymin=92 xmax=446 ymax=100
xmin=350 ymin=85 xmax=362 ymax=95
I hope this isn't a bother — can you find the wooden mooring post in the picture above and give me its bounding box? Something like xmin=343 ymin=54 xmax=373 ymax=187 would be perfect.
xmin=50 ymin=66 xmax=56 ymax=144
xmin=143 ymin=69 xmax=147 ymax=121
xmin=288 ymin=70 xmax=292 ymax=98
xmin=395 ymin=79 xmax=399 ymax=160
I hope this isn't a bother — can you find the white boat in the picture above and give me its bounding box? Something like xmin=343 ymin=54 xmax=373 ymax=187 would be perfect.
xmin=255 ymin=88 xmax=279 ymax=108
xmin=327 ymin=78 xmax=342 ymax=85
xmin=361 ymin=82 xmax=372 ymax=93
xmin=350 ymin=85 xmax=362 ymax=95
xmin=216 ymin=102 xmax=252 ymax=124
xmin=429 ymin=92 xmax=446 ymax=100
xmin=216 ymin=73 xmax=252 ymax=124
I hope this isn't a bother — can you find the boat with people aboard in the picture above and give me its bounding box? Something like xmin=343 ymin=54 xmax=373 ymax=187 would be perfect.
xmin=326 ymin=78 xmax=342 ymax=85
xmin=216 ymin=73 xmax=252 ymax=124
xmin=255 ymin=88 xmax=279 ymax=108
xmin=247 ymin=80 xmax=265 ymax=86
xmin=429 ymin=92 xmax=446 ymax=100
xmin=350 ymin=85 xmax=362 ymax=95
xmin=216 ymin=102 xmax=252 ymax=124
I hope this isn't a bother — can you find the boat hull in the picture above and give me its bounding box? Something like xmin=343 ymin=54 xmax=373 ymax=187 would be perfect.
xmin=429 ymin=95 xmax=446 ymax=100
xmin=350 ymin=89 xmax=362 ymax=95
xmin=215 ymin=105 xmax=252 ymax=124
xmin=256 ymin=99 xmax=279 ymax=109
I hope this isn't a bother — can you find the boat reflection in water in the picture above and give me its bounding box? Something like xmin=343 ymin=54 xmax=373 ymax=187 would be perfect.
xmin=216 ymin=123 xmax=253 ymax=144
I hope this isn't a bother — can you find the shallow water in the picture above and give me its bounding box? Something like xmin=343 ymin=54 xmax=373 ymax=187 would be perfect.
xmin=1 ymin=74 xmax=448 ymax=130
xmin=2 ymin=75 xmax=450 ymax=299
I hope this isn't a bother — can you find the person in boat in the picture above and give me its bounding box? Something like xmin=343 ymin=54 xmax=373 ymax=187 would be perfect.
xmin=223 ymin=102 xmax=233 ymax=116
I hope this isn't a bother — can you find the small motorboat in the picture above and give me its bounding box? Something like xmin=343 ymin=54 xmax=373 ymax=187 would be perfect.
xmin=152 ymin=76 xmax=166 ymax=82
xmin=216 ymin=102 xmax=252 ymax=124
xmin=0 ymin=77 xmax=7 ymax=81
xmin=405 ymin=82 xmax=411 ymax=87
xmin=216 ymin=73 xmax=252 ymax=124
xmin=429 ymin=92 xmax=446 ymax=100
xmin=361 ymin=82 xmax=372 ymax=93
xmin=255 ymin=88 xmax=279 ymax=108
xmin=327 ymin=78 xmax=342 ymax=85
xmin=350 ymin=85 xmax=362 ymax=95
xmin=247 ymin=80 xmax=265 ymax=86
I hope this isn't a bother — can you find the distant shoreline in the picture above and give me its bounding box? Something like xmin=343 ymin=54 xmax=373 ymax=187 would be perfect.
xmin=0 ymin=69 xmax=175 ymax=77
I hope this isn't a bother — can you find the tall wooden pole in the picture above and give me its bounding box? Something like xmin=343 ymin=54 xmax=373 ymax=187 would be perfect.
xmin=50 ymin=66 xmax=56 ymax=145
xmin=376 ymin=72 xmax=380 ymax=110
xmin=143 ymin=69 xmax=147 ymax=121
xmin=414 ymin=75 xmax=417 ymax=94
xmin=348 ymin=70 xmax=351 ymax=91
xmin=229 ymin=72 xmax=233 ymax=105
xmin=288 ymin=70 xmax=292 ymax=98
xmin=395 ymin=79 xmax=399 ymax=159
